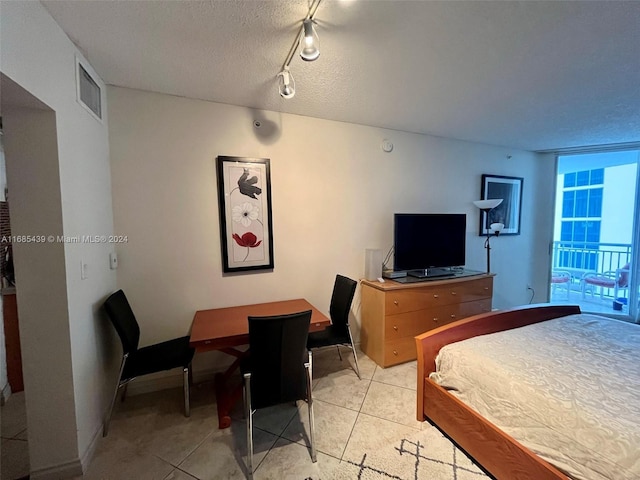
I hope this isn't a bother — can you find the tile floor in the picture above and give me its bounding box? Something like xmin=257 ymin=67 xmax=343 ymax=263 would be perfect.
xmin=1 ymin=347 xmax=427 ymax=480
xmin=549 ymin=282 xmax=630 ymax=316
xmin=1 ymin=390 xmax=29 ymax=480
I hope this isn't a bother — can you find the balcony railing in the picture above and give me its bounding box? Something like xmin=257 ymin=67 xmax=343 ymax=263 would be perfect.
xmin=552 ymin=241 xmax=631 ymax=274
xmin=551 ymin=241 xmax=631 ymax=312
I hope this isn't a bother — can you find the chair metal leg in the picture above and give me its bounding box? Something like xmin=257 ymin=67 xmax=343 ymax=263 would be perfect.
xmin=350 ymin=343 xmax=361 ymax=380
xmin=336 ymin=345 xmax=342 ymax=361
xmin=244 ymin=373 xmax=254 ymax=479
xmin=121 ymin=383 xmax=128 ymax=402
xmin=346 ymin=325 xmax=361 ymax=380
xmin=305 ymin=352 xmax=317 ymax=463
xmin=183 ymin=365 xmax=191 ymax=417
xmin=103 ymin=354 xmax=128 ymax=437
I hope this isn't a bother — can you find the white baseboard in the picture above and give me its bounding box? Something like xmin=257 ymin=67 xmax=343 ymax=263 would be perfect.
xmin=79 ymin=421 xmax=103 ymax=474
xmin=35 ymin=367 xmax=219 ymax=480
xmin=30 ymin=457 xmax=83 ymax=480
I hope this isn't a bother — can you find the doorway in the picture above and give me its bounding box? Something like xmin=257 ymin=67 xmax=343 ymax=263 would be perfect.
xmin=0 ymin=73 xmax=70 ymax=479
xmin=550 ymin=150 xmax=639 ymax=322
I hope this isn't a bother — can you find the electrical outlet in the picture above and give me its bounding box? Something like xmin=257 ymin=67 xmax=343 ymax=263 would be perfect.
xmin=526 ymin=284 xmax=533 ymax=290
xmin=109 ymin=252 xmax=118 ymax=270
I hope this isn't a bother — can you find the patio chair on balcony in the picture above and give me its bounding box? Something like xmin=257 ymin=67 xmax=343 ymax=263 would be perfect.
xmin=581 ymin=263 xmax=630 ymax=301
xmin=551 ymin=270 xmax=571 ymax=300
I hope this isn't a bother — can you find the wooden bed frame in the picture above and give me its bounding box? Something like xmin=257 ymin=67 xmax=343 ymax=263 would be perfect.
xmin=415 ymin=304 xmax=581 ymax=480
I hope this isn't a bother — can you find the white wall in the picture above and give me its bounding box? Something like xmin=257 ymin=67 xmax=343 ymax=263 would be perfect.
xmin=108 ymin=86 xmax=555 ymax=377
xmin=1 ymin=1 xmax=116 ymax=477
xmin=601 ymin=164 xmax=636 ymax=245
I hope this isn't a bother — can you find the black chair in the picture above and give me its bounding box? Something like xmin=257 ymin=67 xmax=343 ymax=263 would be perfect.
xmin=307 ymin=274 xmax=360 ymax=379
xmin=242 ymin=310 xmax=317 ymax=479
xmin=102 ymin=289 xmax=195 ymax=437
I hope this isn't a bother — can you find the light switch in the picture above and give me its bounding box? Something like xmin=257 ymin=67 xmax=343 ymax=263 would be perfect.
xmin=81 ymin=260 xmax=88 ymax=280
xmin=109 ymin=252 xmax=118 ymax=270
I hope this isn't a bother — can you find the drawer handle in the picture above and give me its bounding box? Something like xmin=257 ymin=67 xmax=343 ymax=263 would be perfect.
xmin=433 ymin=317 xmax=439 ymax=323
xmin=484 ymin=287 xmax=489 ymax=290
xmin=394 ymin=300 xmax=399 ymax=305
xmin=433 ymin=294 xmax=439 ymax=298
xmin=451 ymin=291 xmax=457 ymax=295
xmin=393 ymin=325 xmax=398 ymax=331
xmin=393 ymin=350 xmax=398 ymax=356
xmin=450 ymin=314 xmax=456 ymax=319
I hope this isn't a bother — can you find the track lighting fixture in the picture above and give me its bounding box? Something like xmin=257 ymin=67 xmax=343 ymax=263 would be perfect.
xmin=277 ymin=68 xmax=295 ymax=99
xmin=300 ymin=19 xmax=320 ymax=62
xmin=276 ymin=0 xmax=322 ymax=100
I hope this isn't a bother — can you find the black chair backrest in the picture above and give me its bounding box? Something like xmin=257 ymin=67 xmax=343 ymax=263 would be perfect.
xmin=104 ymin=290 xmax=141 ymax=355
xmin=247 ymin=310 xmax=312 ymax=409
xmin=329 ymin=275 xmax=357 ymax=330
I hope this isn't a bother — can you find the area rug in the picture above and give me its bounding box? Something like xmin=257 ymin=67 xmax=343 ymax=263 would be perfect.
xmin=331 ymin=424 xmax=491 ymax=480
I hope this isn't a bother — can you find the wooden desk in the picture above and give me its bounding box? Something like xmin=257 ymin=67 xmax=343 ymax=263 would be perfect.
xmin=190 ymin=298 xmax=330 ymax=428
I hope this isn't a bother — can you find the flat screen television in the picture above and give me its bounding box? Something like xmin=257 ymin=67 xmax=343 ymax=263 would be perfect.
xmin=393 ymin=213 xmax=466 ymax=278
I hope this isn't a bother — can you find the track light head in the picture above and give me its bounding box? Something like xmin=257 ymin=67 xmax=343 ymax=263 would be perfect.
xmin=300 ymin=19 xmax=320 ymax=62
xmin=277 ymin=68 xmax=295 ymax=99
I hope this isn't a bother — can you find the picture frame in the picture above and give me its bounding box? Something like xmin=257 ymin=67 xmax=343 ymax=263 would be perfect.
xmin=216 ymin=156 xmax=274 ymax=272
xmin=479 ymin=174 xmax=523 ymax=236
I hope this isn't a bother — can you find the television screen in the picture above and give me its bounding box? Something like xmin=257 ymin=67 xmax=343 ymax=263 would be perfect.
xmin=393 ymin=214 xmax=466 ymax=272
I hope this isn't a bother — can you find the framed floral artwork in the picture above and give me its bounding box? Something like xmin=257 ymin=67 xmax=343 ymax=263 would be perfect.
xmin=216 ymin=156 xmax=274 ymax=272
xmin=479 ymin=174 xmax=524 ymax=236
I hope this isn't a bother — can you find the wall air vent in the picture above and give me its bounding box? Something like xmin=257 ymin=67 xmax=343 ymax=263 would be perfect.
xmin=75 ymin=56 xmax=103 ymax=122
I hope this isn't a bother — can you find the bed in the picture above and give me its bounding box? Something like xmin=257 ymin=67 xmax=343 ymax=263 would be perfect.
xmin=415 ymin=304 xmax=640 ymax=480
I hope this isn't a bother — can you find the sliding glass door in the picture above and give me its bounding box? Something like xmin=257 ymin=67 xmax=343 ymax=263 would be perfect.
xmin=550 ymin=150 xmax=639 ymax=322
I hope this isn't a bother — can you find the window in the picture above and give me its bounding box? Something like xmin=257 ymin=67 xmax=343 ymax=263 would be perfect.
xmin=563 ymin=168 xmax=604 ymax=188
xmin=551 ymin=151 xmax=639 ymax=321
xmin=557 ymin=168 xmax=604 ymax=271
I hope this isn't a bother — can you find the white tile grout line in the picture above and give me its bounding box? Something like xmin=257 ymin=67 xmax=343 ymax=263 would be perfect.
xmin=337 ymin=363 xmax=378 ymax=462
xmin=253 ymin=361 xmax=384 ymax=469
xmin=119 ymin=357 xmax=418 ymax=478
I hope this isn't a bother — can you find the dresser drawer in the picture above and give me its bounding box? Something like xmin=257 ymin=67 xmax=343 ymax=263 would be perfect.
xmin=384 ymin=277 xmax=493 ymax=314
xmin=384 ymin=298 xmax=493 ymax=340
xmin=454 ymin=277 xmax=493 ymax=303
xmin=383 ymin=337 xmax=417 ymax=366
xmin=384 ymin=304 xmax=460 ymax=338
xmin=426 ymin=299 xmax=494 ymax=332
xmin=385 ymin=285 xmax=456 ymax=314
xmin=459 ymin=298 xmax=493 ymax=317
xmin=384 ymin=310 xmax=427 ymax=339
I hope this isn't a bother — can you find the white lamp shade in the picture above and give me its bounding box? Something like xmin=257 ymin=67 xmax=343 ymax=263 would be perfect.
xmin=300 ymin=20 xmax=320 ymax=61
xmin=490 ymin=222 xmax=505 ymax=233
xmin=281 ymin=84 xmax=294 ymax=98
xmin=277 ymin=69 xmax=295 ymax=99
xmin=473 ymin=199 xmax=503 ymax=210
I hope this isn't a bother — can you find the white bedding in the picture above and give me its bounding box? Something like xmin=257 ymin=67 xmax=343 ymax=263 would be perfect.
xmin=430 ymin=313 xmax=640 ymax=480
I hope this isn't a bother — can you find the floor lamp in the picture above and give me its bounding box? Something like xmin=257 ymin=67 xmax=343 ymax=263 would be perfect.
xmin=473 ymin=199 xmax=504 ymax=274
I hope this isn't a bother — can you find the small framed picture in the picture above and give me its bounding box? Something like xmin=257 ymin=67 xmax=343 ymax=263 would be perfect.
xmin=216 ymin=156 xmax=274 ymax=272
xmin=479 ymin=174 xmax=523 ymax=235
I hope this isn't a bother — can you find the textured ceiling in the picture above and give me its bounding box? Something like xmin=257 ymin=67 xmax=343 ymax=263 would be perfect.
xmin=42 ymin=0 xmax=640 ymax=152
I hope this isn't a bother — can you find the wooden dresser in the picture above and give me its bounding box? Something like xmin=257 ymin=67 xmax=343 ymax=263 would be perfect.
xmin=360 ymin=274 xmax=493 ymax=367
